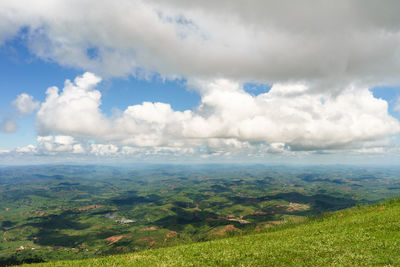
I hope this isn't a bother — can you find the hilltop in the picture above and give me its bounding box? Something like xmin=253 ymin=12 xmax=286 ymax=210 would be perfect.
xmin=24 ymin=198 xmax=400 ymax=266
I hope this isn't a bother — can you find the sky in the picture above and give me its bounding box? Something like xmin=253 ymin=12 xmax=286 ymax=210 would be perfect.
xmin=1 ymin=0 xmax=400 ymax=165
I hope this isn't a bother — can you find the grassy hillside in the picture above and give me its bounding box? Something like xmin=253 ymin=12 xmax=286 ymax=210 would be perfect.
xmin=23 ymin=198 xmax=400 ymax=266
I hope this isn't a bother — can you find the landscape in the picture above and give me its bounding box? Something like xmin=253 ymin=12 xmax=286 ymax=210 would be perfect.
xmin=2 ymin=1 xmax=400 ymax=266
xmin=1 ymin=164 xmax=400 ymax=265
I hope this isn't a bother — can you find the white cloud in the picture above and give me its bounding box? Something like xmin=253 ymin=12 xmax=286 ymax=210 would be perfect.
xmin=14 ymin=138 xmax=86 ymax=155
xmin=36 ymin=135 xmax=87 ymax=154
xmin=268 ymin=143 xmax=289 ymax=154
xmin=0 ymin=94 xmax=39 ymax=134
xmin=12 ymin=93 xmax=40 ymax=116
xmin=90 ymin=144 xmax=118 ymax=156
xmin=2 ymin=1 xmax=400 ymax=160
xmin=1 ymin=0 xmax=400 ymax=89
xmin=355 ymin=147 xmax=385 ymax=154
xmin=34 ymin=73 xmax=400 ymax=154
xmin=36 ymin=72 xmax=108 ymax=137
xmin=15 ymin=144 xmax=36 ymax=153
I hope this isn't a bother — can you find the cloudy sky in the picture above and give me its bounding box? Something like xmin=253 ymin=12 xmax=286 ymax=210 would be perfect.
xmin=1 ymin=0 xmax=400 ymax=164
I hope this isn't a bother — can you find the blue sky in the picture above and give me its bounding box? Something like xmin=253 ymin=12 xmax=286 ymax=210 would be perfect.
xmin=0 ymin=36 xmax=200 ymax=149
xmin=1 ymin=1 xmax=400 ymax=164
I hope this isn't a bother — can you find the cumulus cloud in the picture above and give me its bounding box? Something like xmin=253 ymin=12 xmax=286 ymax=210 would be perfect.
xmin=36 ymin=135 xmax=85 ymax=154
xmin=187 ymin=80 xmax=400 ymax=150
xmin=2 ymin=1 xmax=400 ymax=159
xmin=37 ymin=72 xmax=108 ymax=137
xmin=0 ymin=93 xmax=39 ymax=134
xmin=1 ymin=0 xmax=400 ymax=90
xmin=90 ymin=144 xmax=118 ymax=156
xmin=12 ymin=93 xmax=40 ymax=115
xmin=13 ymin=135 xmax=87 ymax=156
xmin=15 ymin=144 xmax=36 ymax=153
xmin=34 ymin=73 xmax=400 ymax=153
xmin=11 ymin=135 xmax=197 ymax=159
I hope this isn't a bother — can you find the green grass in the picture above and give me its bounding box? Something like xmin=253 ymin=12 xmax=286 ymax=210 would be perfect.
xmin=24 ymin=198 xmax=400 ymax=266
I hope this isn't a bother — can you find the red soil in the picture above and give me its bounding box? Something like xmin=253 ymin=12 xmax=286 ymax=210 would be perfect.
xmin=78 ymin=205 xmax=103 ymax=211
xmin=105 ymin=235 xmax=124 ymax=245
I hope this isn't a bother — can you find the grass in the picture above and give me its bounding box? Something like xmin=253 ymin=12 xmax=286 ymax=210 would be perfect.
xmin=24 ymin=198 xmax=400 ymax=266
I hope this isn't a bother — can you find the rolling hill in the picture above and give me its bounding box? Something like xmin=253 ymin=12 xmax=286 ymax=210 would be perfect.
xmin=22 ymin=198 xmax=400 ymax=266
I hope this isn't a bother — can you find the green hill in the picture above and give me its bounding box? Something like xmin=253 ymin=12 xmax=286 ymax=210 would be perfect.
xmin=24 ymin=198 xmax=400 ymax=266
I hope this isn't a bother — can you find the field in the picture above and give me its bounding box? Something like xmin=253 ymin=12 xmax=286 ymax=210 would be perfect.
xmin=1 ymin=164 xmax=399 ymax=265
xmin=24 ymin=198 xmax=400 ymax=266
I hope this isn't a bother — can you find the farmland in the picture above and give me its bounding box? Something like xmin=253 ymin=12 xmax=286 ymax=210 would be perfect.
xmin=1 ymin=164 xmax=399 ymax=265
